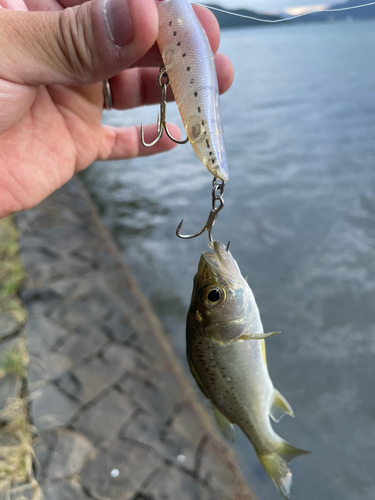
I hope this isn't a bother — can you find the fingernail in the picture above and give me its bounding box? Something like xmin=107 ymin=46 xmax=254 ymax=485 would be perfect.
xmin=103 ymin=0 xmax=134 ymax=47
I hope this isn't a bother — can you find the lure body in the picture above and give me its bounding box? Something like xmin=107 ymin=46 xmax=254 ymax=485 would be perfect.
xmin=186 ymin=241 xmax=308 ymax=499
xmin=155 ymin=0 xmax=229 ymax=182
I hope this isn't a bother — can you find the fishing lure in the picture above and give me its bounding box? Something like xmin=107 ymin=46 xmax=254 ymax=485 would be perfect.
xmin=142 ymin=0 xmax=229 ymax=183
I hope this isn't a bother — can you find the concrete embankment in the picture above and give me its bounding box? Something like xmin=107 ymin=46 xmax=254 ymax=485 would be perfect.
xmin=2 ymin=177 xmax=255 ymax=499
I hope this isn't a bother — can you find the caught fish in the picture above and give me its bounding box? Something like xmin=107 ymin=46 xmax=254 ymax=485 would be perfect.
xmin=186 ymin=241 xmax=309 ymax=499
xmin=155 ymin=0 xmax=228 ymax=182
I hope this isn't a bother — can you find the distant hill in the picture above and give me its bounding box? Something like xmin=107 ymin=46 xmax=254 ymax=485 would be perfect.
xmin=284 ymin=0 xmax=375 ymax=22
xmin=205 ymin=4 xmax=282 ymax=28
xmin=207 ymin=1 xmax=375 ymax=28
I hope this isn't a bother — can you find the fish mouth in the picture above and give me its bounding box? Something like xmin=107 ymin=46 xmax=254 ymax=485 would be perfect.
xmin=201 ymin=250 xmax=221 ymax=272
xmin=201 ymin=241 xmax=241 ymax=278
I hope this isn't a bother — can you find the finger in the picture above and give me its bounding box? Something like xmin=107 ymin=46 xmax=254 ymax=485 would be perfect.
xmin=215 ymin=53 xmax=234 ymax=95
xmin=0 ymin=0 xmax=27 ymax=10
xmin=23 ymin=0 xmax=102 ymax=11
xmin=129 ymin=4 xmax=221 ymax=68
xmin=108 ymin=51 xmax=234 ymax=110
xmin=23 ymin=0 xmax=63 ymax=10
xmin=96 ymin=123 xmax=182 ymax=162
xmin=0 ymin=0 xmax=159 ymax=86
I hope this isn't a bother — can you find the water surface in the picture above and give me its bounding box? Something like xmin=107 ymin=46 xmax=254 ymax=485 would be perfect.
xmin=81 ymin=21 xmax=375 ymax=500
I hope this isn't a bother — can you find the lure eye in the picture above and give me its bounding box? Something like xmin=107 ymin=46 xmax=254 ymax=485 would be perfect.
xmin=203 ymin=286 xmax=226 ymax=307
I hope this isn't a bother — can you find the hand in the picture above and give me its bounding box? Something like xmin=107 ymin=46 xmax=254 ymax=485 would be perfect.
xmin=0 ymin=0 xmax=234 ymax=217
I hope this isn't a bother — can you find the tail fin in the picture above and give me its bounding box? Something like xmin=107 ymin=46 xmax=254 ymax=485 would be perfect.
xmin=257 ymin=441 xmax=310 ymax=499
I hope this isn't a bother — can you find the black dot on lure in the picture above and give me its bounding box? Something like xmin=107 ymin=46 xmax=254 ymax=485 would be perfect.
xmin=187 ymin=67 xmax=191 ymax=71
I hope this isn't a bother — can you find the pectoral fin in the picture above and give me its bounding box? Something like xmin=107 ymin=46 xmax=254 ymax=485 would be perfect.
xmin=211 ymin=404 xmax=235 ymax=442
xmin=270 ymin=389 xmax=294 ymax=422
xmin=238 ymin=331 xmax=281 ymax=341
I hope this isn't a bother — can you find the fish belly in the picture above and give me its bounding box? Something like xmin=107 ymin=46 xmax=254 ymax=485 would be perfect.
xmin=190 ymin=336 xmax=277 ymax=454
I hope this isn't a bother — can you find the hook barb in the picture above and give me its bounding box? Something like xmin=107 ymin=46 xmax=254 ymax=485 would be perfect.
xmin=141 ymin=122 xmax=163 ymax=148
xmin=176 ymin=183 xmax=225 ymax=242
xmin=175 ymin=219 xmax=209 ymax=240
xmin=141 ymin=67 xmax=189 ymax=148
xmin=165 ymin=124 xmax=189 ymax=145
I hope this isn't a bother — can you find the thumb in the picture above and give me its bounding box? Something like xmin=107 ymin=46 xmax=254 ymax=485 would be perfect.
xmin=0 ymin=0 xmax=158 ymax=86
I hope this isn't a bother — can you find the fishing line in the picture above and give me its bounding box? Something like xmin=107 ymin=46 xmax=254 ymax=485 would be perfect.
xmin=192 ymin=2 xmax=375 ymax=23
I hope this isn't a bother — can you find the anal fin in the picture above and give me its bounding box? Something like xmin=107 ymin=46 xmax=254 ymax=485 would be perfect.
xmin=270 ymin=389 xmax=294 ymax=422
xmin=211 ymin=404 xmax=235 ymax=442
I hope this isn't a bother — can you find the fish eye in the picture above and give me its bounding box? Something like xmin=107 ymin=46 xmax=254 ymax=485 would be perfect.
xmin=203 ymin=286 xmax=226 ymax=307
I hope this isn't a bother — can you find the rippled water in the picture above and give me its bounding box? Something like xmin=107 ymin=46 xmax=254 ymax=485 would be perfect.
xmin=81 ymin=21 xmax=375 ymax=500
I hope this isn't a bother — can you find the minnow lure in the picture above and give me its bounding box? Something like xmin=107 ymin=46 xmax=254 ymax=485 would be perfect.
xmin=153 ymin=0 xmax=229 ymax=182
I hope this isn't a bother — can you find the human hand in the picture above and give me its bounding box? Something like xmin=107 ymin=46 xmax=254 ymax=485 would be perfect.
xmin=0 ymin=0 xmax=234 ymax=217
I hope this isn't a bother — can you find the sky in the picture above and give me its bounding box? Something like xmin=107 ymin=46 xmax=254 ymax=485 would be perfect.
xmin=196 ymin=0 xmax=338 ymax=14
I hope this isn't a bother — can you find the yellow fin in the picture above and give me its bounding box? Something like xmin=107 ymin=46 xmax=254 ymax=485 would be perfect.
xmin=270 ymin=389 xmax=294 ymax=422
xmin=211 ymin=404 xmax=235 ymax=442
xmin=261 ymin=339 xmax=267 ymax=365
xmin=258 ymin=441 xmax=310 ymax=499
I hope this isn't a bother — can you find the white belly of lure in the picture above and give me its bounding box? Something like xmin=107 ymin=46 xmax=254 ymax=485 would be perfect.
xmin=156 ymin=0 xmax=229 ymax=182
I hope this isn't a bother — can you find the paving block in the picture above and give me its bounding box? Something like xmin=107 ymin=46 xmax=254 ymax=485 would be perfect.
xmin=80 ymin=439 xmax=163 ymax=500
xmin=73 ymin=389 xmax=138 ymax=442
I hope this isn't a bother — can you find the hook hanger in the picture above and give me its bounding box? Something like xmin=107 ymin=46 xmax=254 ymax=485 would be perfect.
xmin=176 ymin=179 xmax=225 ymax=242
xmin=141 ymin=67 xmax=189 ymax=147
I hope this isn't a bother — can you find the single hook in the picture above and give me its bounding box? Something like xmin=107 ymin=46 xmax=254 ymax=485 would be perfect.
xmin=141 ymin=67 xmax=189 ymax=147
xmin=176 ymin=179 xmax=225 ymax=242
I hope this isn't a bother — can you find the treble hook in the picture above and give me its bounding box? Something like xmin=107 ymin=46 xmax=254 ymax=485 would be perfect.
xmin=176 ymin=179 xmax=225 ymax=242
xmin=141 ymin=67 xmax=189 ymax=147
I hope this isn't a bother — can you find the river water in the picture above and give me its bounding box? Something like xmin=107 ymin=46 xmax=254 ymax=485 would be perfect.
xmin=81 ymin=20 xmax=375 ymax=500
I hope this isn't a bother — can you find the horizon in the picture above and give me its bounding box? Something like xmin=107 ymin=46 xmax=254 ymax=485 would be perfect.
xmin=194 ymin=0 xmax=341 ymax=14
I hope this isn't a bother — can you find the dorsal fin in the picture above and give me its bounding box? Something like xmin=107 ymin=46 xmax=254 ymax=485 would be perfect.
xmin=270 ymin=389 xmax=294 ymax=422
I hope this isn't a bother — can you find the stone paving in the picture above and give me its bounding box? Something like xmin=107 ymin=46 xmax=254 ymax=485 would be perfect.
xmin=14 ymin=178 xmax=254 ymax=500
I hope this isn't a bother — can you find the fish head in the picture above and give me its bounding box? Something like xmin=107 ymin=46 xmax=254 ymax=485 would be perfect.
xmin=187 ymin=241 xmax=258 ymax=342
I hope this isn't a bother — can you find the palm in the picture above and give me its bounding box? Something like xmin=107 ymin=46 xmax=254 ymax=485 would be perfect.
xmin=0 ymin=79 xmax=104 ymax=212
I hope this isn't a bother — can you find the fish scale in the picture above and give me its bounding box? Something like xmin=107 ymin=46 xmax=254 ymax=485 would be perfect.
xmin=156 ymin=0 xmax=229 ymax=181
